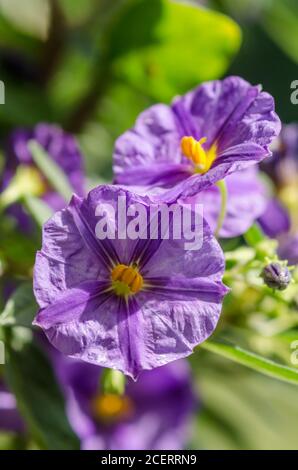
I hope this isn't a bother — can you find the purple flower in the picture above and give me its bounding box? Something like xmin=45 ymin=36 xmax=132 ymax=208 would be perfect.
xmin=0 ymin=380 xmax=25 ymax=434
xmin=33 ymin=185 xmax=228 ymax=379
xmin=261 ymin=123 xmax=298 ymax=188
xmin=258 ymin=198 xmax=290 ymax=238
xmin=278 ymin=234 xmax=298 ymax=266
xmin=54 ymin=357 xmax=195 ymax=450
xmin=113 ymin=76 xmax=281 ymax=203
xmin=259 ymin=123 xmax=298 ymax=238
xmin=1 ymin=123 xmax=85 ymax=227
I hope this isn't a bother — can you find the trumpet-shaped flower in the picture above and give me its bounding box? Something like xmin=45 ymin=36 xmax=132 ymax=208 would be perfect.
xmin=33 ymin=186 xmax=228 ymax=379
xmin=54 ymin=357 xmax=195 ymax=450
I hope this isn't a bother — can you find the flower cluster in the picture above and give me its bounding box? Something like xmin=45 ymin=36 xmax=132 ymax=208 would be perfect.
xmin=31 ymin=77 xmax=281 ymax=378
xmin=2 ymin=76 xmax=289 ymax=450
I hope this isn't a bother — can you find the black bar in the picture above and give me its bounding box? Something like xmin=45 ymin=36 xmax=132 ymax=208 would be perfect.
xmin=0 ymin=450 xmax=297 ymax=465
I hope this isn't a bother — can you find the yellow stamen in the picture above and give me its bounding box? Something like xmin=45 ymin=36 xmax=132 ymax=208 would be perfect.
xmin=180 ymin=136 xmax=217 ymax=174
xmin=111 ymin=264 xmax=143 ymax=296
xmin=92 ymin=394 xmax=134 ymax=423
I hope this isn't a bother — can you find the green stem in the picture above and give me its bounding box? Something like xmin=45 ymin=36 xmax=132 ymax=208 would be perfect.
xmin=215 ymin=179 xmax=228 ymax=238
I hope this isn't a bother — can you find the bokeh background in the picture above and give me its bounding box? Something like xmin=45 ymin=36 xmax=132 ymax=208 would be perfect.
xmin=0 ymin=0 xmax=298 ymax=450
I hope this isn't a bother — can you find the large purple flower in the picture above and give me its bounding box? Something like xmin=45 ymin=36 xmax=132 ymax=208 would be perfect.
xmin=113 ymin=76 xmax=281 ymax=203
xmin=0 ymin=380 xmax=24 ymax=434
xmin=1 ymin=123 xmax=85 ymax=227
xmin=33 ymin=185 xmax=228 ymax=379
xmin=53 ymin=357 xmax=195 ymax=450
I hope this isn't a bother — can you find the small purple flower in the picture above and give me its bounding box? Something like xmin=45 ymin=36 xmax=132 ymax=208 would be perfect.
xmin=1 ymin=123 xmax=85 ymax=227
xmin=33 ymin=185 xmax=228 ymax=379
xmin=113 ymin=76 xmax=281 ymax=203
xmin=0 ymin=380 xmax=25 ymax=434
xmin=54 ymin=357 xmax=195 ymax=450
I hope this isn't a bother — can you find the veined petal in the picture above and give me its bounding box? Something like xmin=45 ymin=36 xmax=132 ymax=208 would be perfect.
xmin=34 ymin=280 xmax=111 ymax=329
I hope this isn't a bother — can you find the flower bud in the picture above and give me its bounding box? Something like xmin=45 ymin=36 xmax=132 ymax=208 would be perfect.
xmin=261 ymin=262 xmax=291 ymax=291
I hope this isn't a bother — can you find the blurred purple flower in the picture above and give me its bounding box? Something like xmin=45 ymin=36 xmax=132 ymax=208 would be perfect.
xmin=278 ymin=234 xmax=298 ymax=266
xmin=114 ymin=76 xmax=281 ymax=203
xmin=258 ymin=198 xmax=290 ymax=238
xmin=259 ymin=123 xmax=298 ymax=239
xmin=54 ymin=357 xmax=196 ymax=450
xmin=1 ymin=123 xmax=85 ymax=227
xmin=33 ymin=185 xmax=228 ymax=379
xmin=0 ymin=380 xmax=24 ymax=434
xmin=261 ymin=123 xmax=298 ymax=188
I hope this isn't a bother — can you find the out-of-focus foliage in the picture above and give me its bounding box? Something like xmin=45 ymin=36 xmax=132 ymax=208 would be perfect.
xmin=193 ymin=355 xmax=298 ymax=450
xmin=108 ymin=0 xmax=241 ymax=100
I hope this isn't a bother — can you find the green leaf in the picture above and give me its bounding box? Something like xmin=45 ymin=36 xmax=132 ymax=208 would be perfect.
xmin=23 ymin=195 xmax=53 ymax=227
xmin=261 ymin=0 xmax=298 ymax=64
xmin=200 ymin=339 xmax=298 ymax=386
xmin=28 ymin=140 xmax=74 ymax=203
xmin=244 ymin=223 xmax=265 ymax=247
xmin=0 ymin=282 xmax=37 ymax=328
xmin=109 ymin=0 xmax=241 ymax=101
xmin=0 ymin=217 xmax=38 ymax=275
xmin=5 ymin=340 xmax=79 ymax=450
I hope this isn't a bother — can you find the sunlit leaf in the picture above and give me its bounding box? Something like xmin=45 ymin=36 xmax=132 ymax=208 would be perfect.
xmin=109 ymin=0 xmax=241 ymax=100
xmin=0 ymin=0 xmax=50 ymax=40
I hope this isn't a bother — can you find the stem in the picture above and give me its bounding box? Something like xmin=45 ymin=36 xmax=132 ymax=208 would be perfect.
xmin=40 ymin=0 xmax=66 ymax=86
xmin=215 ymin=179 xmax=228 ymax=238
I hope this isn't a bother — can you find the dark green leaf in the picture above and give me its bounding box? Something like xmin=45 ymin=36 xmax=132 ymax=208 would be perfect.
xmin=5 ymin=340 xmax=79 ymax=449
xmin=0 ymin=281 xmax=37 ymax=328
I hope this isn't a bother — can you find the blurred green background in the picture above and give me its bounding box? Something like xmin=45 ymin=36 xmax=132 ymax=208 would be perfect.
xmin=0 ymin=0 xmax=297 ymax=450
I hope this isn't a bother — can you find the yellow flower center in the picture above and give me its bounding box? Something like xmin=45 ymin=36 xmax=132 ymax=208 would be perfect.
xmin=92 ymin=394 xmax=134 ymax=423
xmin=111 ymin=264 xmax=143 ymax=296
xmin=180 ymin=136 xmax=217 ymax=174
